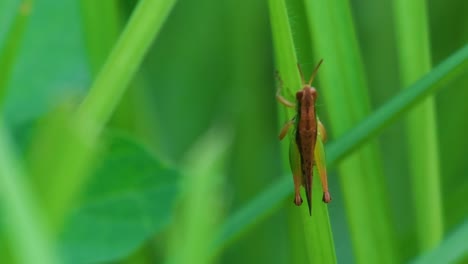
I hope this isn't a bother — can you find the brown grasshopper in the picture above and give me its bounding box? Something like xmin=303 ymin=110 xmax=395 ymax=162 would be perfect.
xmin=277 ymin=59 xmax=331 ymax=215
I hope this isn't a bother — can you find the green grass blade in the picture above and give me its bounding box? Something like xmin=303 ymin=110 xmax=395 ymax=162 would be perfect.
xmin=0 ymin=120 xmax=59 ymax=264
xmin=267 ymin=0 xmax=336 ymax=262
xmin=327 ymin=44 xmax=468 ymax=164
xmin=268 ymin=0 xmax=302 ymax=106
xmin=212 ymin=177 xmax=290 ymax=255
xmin=303 ymin=0 xmax=398 ymax=262
xmin=393 ymin=0 xmax=443 ymax=251
xmin=29 ymin=0 xmax=178 ymax=228
xmin=79 ymin=0 xmax=121 ymax=74
xmin=76 ymin=0 xmax=177 ymax=137
xmin=213 ymin=43 xmax=468 ymax=257
xmin=410 ymin=219 xmax=468 ymax=264
xmin=27 ymin=108 xmax=96 ymax=229
xmin=167 ymin=127 xmax=231 ymax=264
xmin=0 ymin=1 xmax=32 ymax=107
xmin=299 ymin=167 xmax=337 ymax=264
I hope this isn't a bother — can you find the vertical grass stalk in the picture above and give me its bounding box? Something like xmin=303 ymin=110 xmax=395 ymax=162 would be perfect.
xmin=303 ymin=0 xmax=399 ymax=263
xmin=393 ymin=0 xmax=443 ymax=251
xmin=0 ymin=120 xmax=59 ymax=264
xmin=269 ymin=0 xmax=336 ymax=262
xmin=166 ymin=127 xmax=230 ymax=264
xmin=79 ymin=0 xmax=121 ymax=74
xmin=77 ymin=0 xmax=177 ymax=137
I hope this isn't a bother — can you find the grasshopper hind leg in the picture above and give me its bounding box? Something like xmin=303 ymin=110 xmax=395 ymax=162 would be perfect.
xmin=293 ymin=175 xmax=303 ymax=206
xmin=289 ymin=139 xmax=303 ymax=206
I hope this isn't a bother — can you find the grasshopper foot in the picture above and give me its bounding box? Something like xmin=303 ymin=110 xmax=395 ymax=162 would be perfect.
xmin=294 ymin=193 xmax=303 ymax=206
xmin=322 ymin=191 xmax=331 ymax=203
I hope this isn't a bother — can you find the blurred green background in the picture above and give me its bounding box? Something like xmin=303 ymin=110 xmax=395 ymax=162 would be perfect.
xmin=0 ymin=0 xmax=467 ymax=263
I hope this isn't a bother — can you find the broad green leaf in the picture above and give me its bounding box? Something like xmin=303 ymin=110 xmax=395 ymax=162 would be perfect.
xmin=59 ymin=135 xmax=179 ymax=263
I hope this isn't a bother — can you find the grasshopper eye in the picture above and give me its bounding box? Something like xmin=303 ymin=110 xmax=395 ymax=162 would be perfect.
xmin=296 ymin=90 xmax=304 ymax=102
xmin=310 ymin=87 xmax=318 ymax=99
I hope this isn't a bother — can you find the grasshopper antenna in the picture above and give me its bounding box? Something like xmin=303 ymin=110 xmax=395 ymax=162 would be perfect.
xmin=307 ymin=59 xmax=323 ymax=86
xmin=297 ymin=63 xmax=306 ymax=86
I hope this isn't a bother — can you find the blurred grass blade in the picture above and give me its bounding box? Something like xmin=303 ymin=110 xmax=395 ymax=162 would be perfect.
xmin=166 ymin=127 xmax=231 ymax=264
xmin=0 ymin=120 xmax=59 ymax=264
xmin=410 ymin=219 xmax=468 ymax=264
xmin=0 ymin=1 xmax=32 ymax=107
xmin=393 ymin=0 xmax=443 ymax=251
xmin=27 ymin=106 xmax=94 ymax=228
xmin=268 ymin=0 xmax=302 ymax=104
xmin=213 ymin=43 xmax=468 ymax=256
xmin=76 ymin=0 xmax=177 ymax=138
xmin=28 ymin=0 xmax=178 ymax=229
xmin=212 ymin=177 xmax=290 ymax=255
xmin=79 ymin=0 xmax=121 ymax=74
xmin=303 ymin=0 xmax=398 ymax=262
xmin=327 ymin=44 xmax=468 ymax=164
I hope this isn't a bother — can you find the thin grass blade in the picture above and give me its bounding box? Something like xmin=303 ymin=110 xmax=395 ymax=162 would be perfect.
xmin=0 ymin=120 xmax=59 ymax=264
xmin=303 ymin=0 xmax=398 ymax=262
xmin=393 ymin=0 xmax=443 ymax=251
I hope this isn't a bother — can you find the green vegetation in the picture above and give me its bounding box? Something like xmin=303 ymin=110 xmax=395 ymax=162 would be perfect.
xmin=0 ymin=0 xmax=467 ymax=263
xmin=394 ymin=0 xmax=443 ymax=251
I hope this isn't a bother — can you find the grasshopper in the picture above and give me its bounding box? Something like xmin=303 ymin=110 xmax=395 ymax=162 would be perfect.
xmin=276 ymin=59 xmax=331 ymax=215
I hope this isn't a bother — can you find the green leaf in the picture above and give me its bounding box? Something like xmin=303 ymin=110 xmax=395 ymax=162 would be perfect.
xmin=59 ymin=135 xmax=179 ymax=263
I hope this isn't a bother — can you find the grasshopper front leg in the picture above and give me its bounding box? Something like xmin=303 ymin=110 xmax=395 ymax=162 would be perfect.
xmin=276 ymin=72 xmax=296 ymax=140
xmin=275 ymin=71 xmax=296 ymax=108
xmin=279 ymin=118 xmax=295 ymax=140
